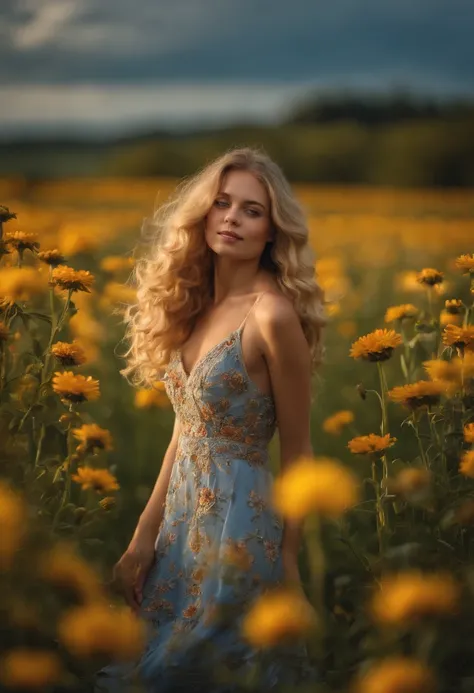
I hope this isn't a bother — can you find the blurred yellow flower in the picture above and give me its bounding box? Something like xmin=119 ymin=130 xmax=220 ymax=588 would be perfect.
xmin=395 ymin=270 xmax=426 ymax=294
xmin=417 ymin=267 xmax=444 ymax=287
xmin=371 ymin=572 xmax=459 ymax=625
xmin=348 ymin=433 xmax=396 ymax=456
xmin=388 ymin=467 xmax=432 ymax=501
xmin=353 ymin=657 xmax=436 ymax=693
xmin=134 ymin=381 xmax=169 ymax=408
xmin=58 ymin=603 xmax=146 ymax=660
xmin=99 ymin=496 xmax=116 ymax=511
xmin=0 ymin=482 xmax=27 ymax=570
xmin=272 ymin=456 xmax=359 ymax=520
xmin=337 ymin=320 xmax=357 ymax=338
xmin=388 ymin=381 xmax=444 ymax=409
xmin=101 ymin=281 xmax=137 ymax=307
xmin=384 ymin=304 xmax=418 ymax=323
xmin=0 ymin=649 xmax=62 ymax=689
xmin=72 ymin=467 xmax=119 ymax=494
xmin=100 ymin=255 xmax=135 ymax=273
xmin=445 ymin=299 xmax=464 ymax=314
xmin=439 ymin=309 xmax=462 ymax=327
xmin=459 ymin=450 xmax=474 ymax=478
xmin=442 ymin=324 xmax=474 ymax=351
xmin=0 ymin=267 xmax=47 ymax=301
xmin=322 ymin=410 xmax=354 ymax=435
xmin=52 ymin=265 xmax=95 ymax=293
xmin=5 ymin=230 xmax=40 ymax=253
xmin=37 ymin=248 xmax=66 ymax=266
xmin=350 ymin=329 xmax=402 ymax=362
xmin=39 ymin=543 xmax=104 ymax=603
xmin=52 ymin=371 xmax=100 ymax=403
xmin=72 ymin=423 xmax=114 ymax=454
xmin=51 ymin=340 xmax=87 ymax=366
xmin=464 ymin=423 xmax=474 ymax=444
xmin=455 ymin=253 xmax=474 ymax=274
xmin=242 ymin=587 xmax=318 ymax=648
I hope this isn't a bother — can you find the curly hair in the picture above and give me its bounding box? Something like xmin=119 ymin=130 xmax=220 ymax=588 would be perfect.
xmin=120 ymin=146 xmax=326 ymax=387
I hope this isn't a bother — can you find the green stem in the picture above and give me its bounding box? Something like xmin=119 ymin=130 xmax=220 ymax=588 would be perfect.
xmin=304 ymin=514 xmax=325 ymax=631
xmin=51 ymin=406 xmax=77 ymax=533
xmin=412 ymin=413 xmax=429 ymax=469
xmin=377 ymin=361 xmax=389 ymax=437
xmin=372 ymin=460 xmax=385 ymax=555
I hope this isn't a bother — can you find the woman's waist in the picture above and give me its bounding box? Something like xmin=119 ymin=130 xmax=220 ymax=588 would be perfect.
xmin=176 ymin=432 xmax=270 ymax=466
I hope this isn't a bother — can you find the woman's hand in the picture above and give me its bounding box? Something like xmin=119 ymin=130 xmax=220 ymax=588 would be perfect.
xmin=112 ymin=535 xmax=157 ymax=614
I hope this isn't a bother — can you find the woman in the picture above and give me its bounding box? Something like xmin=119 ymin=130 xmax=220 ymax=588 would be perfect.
xmin=95 ymin=147 xmax=325 ymax=692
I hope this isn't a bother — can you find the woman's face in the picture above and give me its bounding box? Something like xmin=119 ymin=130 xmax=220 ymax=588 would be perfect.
xmin=204 ymin=169 xmax=273 ymax=260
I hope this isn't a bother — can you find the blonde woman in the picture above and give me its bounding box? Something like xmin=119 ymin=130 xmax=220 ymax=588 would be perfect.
xmin=96 ymin=147 xmax=325 ymax=692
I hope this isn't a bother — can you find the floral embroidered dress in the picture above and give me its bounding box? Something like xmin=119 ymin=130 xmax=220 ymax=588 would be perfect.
xmin=95 ymin=292 xmax=317 ymax=692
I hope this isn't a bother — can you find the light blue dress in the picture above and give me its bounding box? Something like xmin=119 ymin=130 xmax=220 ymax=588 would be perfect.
xmin=95 ymin=292 xmax=317 ymax=692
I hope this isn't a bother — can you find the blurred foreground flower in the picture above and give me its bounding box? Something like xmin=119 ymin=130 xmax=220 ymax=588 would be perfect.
xmin=72 ymin=423 xmax=114 ymax=455
xmin=52 ymin=371 xmax=100 ymax=404
xmin=52 ymin=266 xmax=94 ymax=293
xmin=464 ymin=423 xmax=474 ymax=443
xmin=388 ymin=467 xmax=432 ymax=503
xmin=459 ymin=451 xmax=474 ymax=478
xmin=272 ymin=456 xmax=359 ymax=520
xmin=0 ymin=649 xmax=63 ymax=689
xmin=100 ymin=255 xmax=135 ymax=274
xmin=353 ymin=657 xmax=436 ymax=693
xmin=322 ymin=410 xmax=354 ymax=435
xmin=242 ymin=587 xmax=318 ymax=648
xmin=388 ymin=381 xmax=444 ymax=410
xmin=371 ymin=572 xmax=459 ymax=625
xmin=58 ymin=603 xmax=146 ymax=661
xmin=350 ymin=329 xmax=402 ymax=362
xmin=72 ymin=467 xmax=119 ymax=494
xmin=348 ymin=433 xmax=396 ymax=456
xmin=134 ymin=381 xmax=169 ymax=408
xmin=39 ymin=543 xmax=104 ymax=603
xmin=0 ymin=267 xmax=47 ymax=302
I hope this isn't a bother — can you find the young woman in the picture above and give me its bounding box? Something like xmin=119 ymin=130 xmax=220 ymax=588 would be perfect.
xmin=95 ymin=147 xmax=325 ymax=692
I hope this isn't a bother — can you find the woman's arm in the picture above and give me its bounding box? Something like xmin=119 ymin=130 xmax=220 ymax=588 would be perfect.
xmin=132 ymin=414 xmax=182 ymax=544
xmin=258 ymin=295 xmax=314 ymax=579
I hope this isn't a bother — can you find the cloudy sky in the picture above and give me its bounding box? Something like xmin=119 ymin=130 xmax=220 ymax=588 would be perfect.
xmin=2 ymin=0 xmax=474 ymax=137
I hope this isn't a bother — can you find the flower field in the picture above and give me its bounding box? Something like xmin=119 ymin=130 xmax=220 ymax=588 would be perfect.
xmin=0 ymin=175 xmax=473 ymax=692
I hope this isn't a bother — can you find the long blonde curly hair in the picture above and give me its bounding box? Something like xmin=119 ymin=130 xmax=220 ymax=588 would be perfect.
xmin=120 ymin=147 xmax=326 ymax=387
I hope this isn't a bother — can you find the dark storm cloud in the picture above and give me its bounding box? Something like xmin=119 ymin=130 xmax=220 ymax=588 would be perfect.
xmin=1 ymin=0 xmax=473 ymax=91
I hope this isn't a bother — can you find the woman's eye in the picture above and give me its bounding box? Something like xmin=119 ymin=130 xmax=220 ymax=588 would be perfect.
xmin=246 ymin=209 xmax=260 ymax=217
xmin=214 ymin=199 xmax=228 ymax=207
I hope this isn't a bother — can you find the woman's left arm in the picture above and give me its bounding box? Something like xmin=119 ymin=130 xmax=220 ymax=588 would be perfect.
xmin=258 ymin=294 xmax=315 ymax=582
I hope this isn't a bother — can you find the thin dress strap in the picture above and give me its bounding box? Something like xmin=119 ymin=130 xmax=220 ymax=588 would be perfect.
xmin=237 ymin=291 xmax=268 ymax=333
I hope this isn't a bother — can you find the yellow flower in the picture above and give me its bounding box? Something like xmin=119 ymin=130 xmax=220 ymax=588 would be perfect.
xmin=5 ymin=230 xmax=40 ymax=253
xmin=242 ymin=587 xmax=318 ymax=648
xmin=58 ymin=603 xmax=146 ymax=660
xmin=99 ymin=496 xmax=116 ymax=511
xmin=443 ymin=324 xmax=474 ymax=351
xmin=445 ymin=299 xmax=464 ymax=314
xmin=371 ymin=572 xmax=459 ymax=625
xmin=0 ymin=320 xmax=9 ymax=341
xmin=384 ymin=304 xmax=418 ymax=323
xmin=322 ymin=410 xmax=354 ymax=435
xmin=100 ymin=255 xmax=135 ymax=273
xmin=459 ymin=450 xmax=474 ymax=478
xmin=72 ymin=467 xmax=119 ymax=494
xmin=38 ymin=543 xmax=104 ymax=603
xmin=52 ymin=265 xmax=95 ymax=293
xmin=350 ymin=329 xmax=402 ymax=362
xmin=353 ymin=657 xmax=436 ymax=693
xmin=464 ymin=423 xmax=474 ymax=444
xmin=440 ymin=309 xmax=462 ymax=327
xmin=0 ymin=483 xmax=27 ymax=570
xmin=0 ymin=649 xmax=62 ymax=689
xmin=100 ymin=281 xmax=137 ymax=308
xmin=348 ymin=433 xmax=396 ymax=456
xmin=417 ymin=267 xmax=444 ymax=286
xmin=388 ymin=381 xmax=444 ymax=409
xmin=37 ymin=249 xmax=66 ymax=266
xmin=0 ymin=267 xmax=47 ymax=302
xmin=272 ymin=456 xmax=359 ymax=520
xmin=51 ymin=340 xmax=87 ymax=366
xmin=72 ymin=423 xmax=113 ymax=454
xmin=52 ymin=371 xmax=100 ymax=403
xmin=455 ymin=253 xmax=474 ymax=274
xmin=134 ymin=381 xmax=169 ymax=408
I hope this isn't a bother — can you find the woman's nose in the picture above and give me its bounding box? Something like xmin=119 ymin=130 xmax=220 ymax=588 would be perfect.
xmin=224 ymin=206 xmax=239 ymax=225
